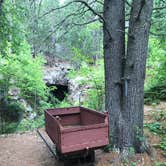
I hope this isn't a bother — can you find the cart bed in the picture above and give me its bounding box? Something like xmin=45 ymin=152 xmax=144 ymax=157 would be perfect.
xmin=45 ymin=106 xmax=109 ymax=154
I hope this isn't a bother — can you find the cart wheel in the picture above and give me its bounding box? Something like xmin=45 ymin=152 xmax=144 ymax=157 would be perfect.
xmin=56 ymin=147 xmax=64 ymax=161
xmin=63 ymin=160 xmax=69 ymax=166
xmin=86 ymin=150 xmax=95 ymax=163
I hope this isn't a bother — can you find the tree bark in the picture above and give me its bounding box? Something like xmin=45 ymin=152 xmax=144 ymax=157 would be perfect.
xmin=103 ymin=0 xmax=125 ymax=149
xmin=103 ymin=0 xmax=153 ymax=152
xmin=123 ymin=0 xmax=153 ymax=152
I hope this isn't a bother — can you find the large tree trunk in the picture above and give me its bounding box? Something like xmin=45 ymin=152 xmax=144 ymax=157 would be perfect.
xmin=103 ymin=0 xmax=153 ymax=153
xmin=103 ymin=0 xmax=125 ymax=149
xmin=123 ymin=0 xmax=153 ymax=152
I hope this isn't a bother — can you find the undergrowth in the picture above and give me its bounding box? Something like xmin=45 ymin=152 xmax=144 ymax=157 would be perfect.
xmin=3 ymin=115 xmax=44 ymax=134
xmin=144 ymin=110 xmax=166 ymax=155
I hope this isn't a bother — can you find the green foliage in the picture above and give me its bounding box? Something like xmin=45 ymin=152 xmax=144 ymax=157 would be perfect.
xmin=128 ymin=147 xmax=135 ymax=156
xmin=4 ymin=115 xmax=44 ymax=134
xmin=67 ymin=23 xmax=102 ymax=63
xmin=69 ymin=60 xmax=105 ymax=111
xmin=71 ymin=47 xmax=89 ymax=68
xmin=144 ymin=122 xmax=165 ymax=135
xmin=0 ymin=100 xmax=24 ymax=122
xmin=155 ymin=162 xmax=166 ymax=166
xmin=130 ymin=162 xmax=137 ymax=166
xmin=144 ymin=109 xmax=166 ymax=152
xmin=103 ymin=143 xmax=112 ymax=153
xmin=103 ymin=134 xmax=114 ymax=152
xmin=151 ymin=0 xmax=166 ymax=37
xmin=160 ymin=137 xmax=166 ymax=151
xmin=154 ymin=110 xmax=166 ymax=121
xmin=145 ymin=38 xmax=166 ymax=104
xmin=0 ymin=0 xmax=26 ymax=54
xmin=55 ymin=97 xmax=72 ymax=108
xmin=0 ymin=41 xmax=47 ymax=112
xmin=144 ymin=121 xmax=166 ymax=152
xmin=0 ymin=41 xmax=48 ymax=133
xmin=135 ymin=126 xmax=145 ymax=142
xmin=0 ymin=0 xmax=49 ymax=134
xmin=17 ymin=115 xmax=44 ymax=132
xmin=0 ymin=0 xmax=48 ymax=112
xmin=123 ymin=160 xmax=137 ymax=166
xmin=2 ymin=122 xmax=19 ymax=134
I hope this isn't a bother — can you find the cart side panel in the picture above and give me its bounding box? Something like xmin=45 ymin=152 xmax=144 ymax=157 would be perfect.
xmin=80 ymin=108 xmax=106 ymax=125
xmin=45 ymin=110 xmax=61 ymax=150
xmin=60 ymin=126 xmax=109 ymax=153
xmin=59 ymin=114 xmax=81 ymax=126
xmin=46 ymin=107 xmax=80 ymax=116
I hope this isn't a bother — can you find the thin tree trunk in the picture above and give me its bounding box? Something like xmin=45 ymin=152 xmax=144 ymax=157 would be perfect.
xmin=0 ymin=0 xmax=4 ymax=134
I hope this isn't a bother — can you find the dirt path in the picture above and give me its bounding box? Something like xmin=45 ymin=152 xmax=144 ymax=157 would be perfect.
xmin=0 ymin=129 xmax=106 ymax=166
xmin=0 ymin=130 xmax=56 ymax=166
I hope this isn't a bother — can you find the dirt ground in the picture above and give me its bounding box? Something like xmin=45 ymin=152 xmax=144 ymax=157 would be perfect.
xmin=0 ymin=130 xmax=56 ymax=166
xmin=0 ymin=103 xmax=165 ymax=166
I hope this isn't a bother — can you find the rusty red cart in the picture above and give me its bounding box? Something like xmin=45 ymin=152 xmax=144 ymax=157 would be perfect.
xmin=45 ymin=106 xmax=109 ymax=163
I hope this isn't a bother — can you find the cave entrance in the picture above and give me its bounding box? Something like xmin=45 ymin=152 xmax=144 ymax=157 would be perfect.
xmin=47 ymin=84 xmax=69 ymax=101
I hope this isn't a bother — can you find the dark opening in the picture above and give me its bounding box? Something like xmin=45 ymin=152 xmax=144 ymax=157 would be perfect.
xmin=47 ymin=84 xmax=69 ymax=101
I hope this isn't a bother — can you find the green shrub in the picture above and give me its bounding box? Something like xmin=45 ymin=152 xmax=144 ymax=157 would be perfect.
xmin=145 ymin=38 xmax=166 ymax=104
xmin=16 ymin=115 xmax=44 ymax=132
xmin=155 ymin=162 xmax=166 ymax=166
xmin=2 ymin=101 xmax=24 ymax=121
xmin=2 ymin=122 xmax=19 ymax=134
xmin=0 ymin=41 xmax=48 ymax=113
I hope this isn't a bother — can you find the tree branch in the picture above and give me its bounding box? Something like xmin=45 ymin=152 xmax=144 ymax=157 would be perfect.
xmin=38 ymin=0 xmax=43 ymax=16
xmin=39 ymin=1 xmax=74 ymax=18
xmin=125 ymin=0 xmax=132 ymax=7
xmin=150 ymin=32 xmax=166 ymax=36
xmin=74 ymin=0 xmax=104 ymax=22
xmin=96 ymin=0 xmax=103 ymax=5
xmin=41 ymin=0 xmax=112 ymax=41
xmin=43 ymin=7 xmax=90 ymax=42
xmin=73 ymin=18 xmax=99 ymax=26
xmin=153 ymin=6 xmax=166 ymax=10
xmin=136 ymin=0 xmax=146 ymax=21
xmin=74 ymin=0 xmax=113 ymax=39
xmin=39 ymin=0 xmax=99 ymax=19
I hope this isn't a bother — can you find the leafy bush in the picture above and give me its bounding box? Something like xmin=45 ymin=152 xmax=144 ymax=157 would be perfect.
xmin=16 ymin=115 xmax=44 ymax=132
xmin=0 ymin=41 xmax=48 ymax=113
xmin=1 ymin=100 xmax=24 ymax=121
xmin=0 ymin=0 xmax=49 ymax=115
xmin=145 ymin=38 xmax=166 ymax=104
xmin=2 ymin=122 xmax=19 ymax=134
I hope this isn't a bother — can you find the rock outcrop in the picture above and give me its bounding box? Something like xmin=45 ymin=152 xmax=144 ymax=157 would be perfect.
xmin=43 ymin=61 xmax=71 ymax=85
xmin=43 ymin=60 xmax=88 ymax=104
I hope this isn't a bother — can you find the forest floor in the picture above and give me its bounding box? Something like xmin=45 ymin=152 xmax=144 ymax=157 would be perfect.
xmin=0 ymin=102 xmax=165 ymax=166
